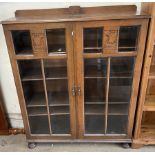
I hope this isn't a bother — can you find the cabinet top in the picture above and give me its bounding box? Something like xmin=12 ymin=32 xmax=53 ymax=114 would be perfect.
xmin=1 ymin=5 xmax=150 ymax=25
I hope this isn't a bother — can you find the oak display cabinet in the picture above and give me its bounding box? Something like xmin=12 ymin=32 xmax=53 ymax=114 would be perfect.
xmin=2 ymin=5 xmax=149 ymax=148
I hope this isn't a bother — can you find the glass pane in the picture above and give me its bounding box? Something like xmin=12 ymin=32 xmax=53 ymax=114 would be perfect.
xmin=44 ymin=59 xmax=67 ymax=79
xmin=11 ymin=30 xmax=32 ymax=55
xmin=118 ymin=26 xmax=140 ymax=52
xmin=46 ymin=29 xmax=66 ymax=54
xmin=50 ymin=115 xmax=70 ymax=134
xmin=18 ymin=60 xmax=42 ymax=81
xmin=44 ymin=59 xmax=70 ymax=134
xmin=22 ymin=80 xmax=46 ymax=107
xmin=107 ymin=57 xmax=135 ymax=134
xmin=84 ymin=59 xmax=107 ymax=78
xmin=29 ymin=116 xmax=50 ymax=134
xmin=107 ymin=115 xmax=128 ymax=134
xmin=85 ymin=115 xmax=105 ymax=134
xmin=83 ymin=28 xmax=103 ymax=53
xmin=109 ymin=78 xmax=132 ymax=103
xmin=22 ymin=80 xmax=48 ymax=133
xmin=84 ymin=58 xmax=107 ymax=134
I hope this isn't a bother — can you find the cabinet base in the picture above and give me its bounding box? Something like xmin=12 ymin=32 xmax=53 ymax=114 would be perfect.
xmin=122 ymin=143 xmax=131 ymax=149
xmin=132 ymin=139 xmax=155 ymax=148
xmin=131 ymin=143 xmax=143 ymax=149
xmin=27 ymin=139 xmax=132 ymax=143
xmin=28 ymin=142 xmax=37 ymax=149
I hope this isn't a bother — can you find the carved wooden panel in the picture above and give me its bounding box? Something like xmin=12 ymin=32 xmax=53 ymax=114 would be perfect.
xmin=103 ymin=27 xmax=119 ymax=52
xmin=31 ymin=30 xmax=47 ymax=56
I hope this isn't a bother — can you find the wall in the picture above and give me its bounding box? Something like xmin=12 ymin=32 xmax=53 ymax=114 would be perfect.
xmin=0 ymin=2 xmax=141 ymax=128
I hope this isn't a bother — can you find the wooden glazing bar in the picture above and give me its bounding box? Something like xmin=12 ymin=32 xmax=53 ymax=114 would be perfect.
xmin=15 ymin=54 xmax=67 ymax=60
xmin=83 ymin=52 xmax=137 ymax=58
xmin=104 ymin=57 xmax=110 ymax=134
xmin=41 ymin=60 xmax=52 ymax=134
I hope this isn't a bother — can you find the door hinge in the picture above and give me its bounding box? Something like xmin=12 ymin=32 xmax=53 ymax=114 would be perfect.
xmin=72 ymin=31 xmax=74 ymax=36
xmin=77 ymin=86 xmax=81 ymax=96
xmin=72 ymin=87 xmax=76 ymax=96
xmin=72 ymin=86 xmax=81 ymax=96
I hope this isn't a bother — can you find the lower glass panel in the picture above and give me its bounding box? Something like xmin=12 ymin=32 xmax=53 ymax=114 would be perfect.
xmin=109 ymin=78 xmax=132 ymax=102
xmin=107 ymin=115 xmax=128 ymax=134
xmin=29 ymin=116 xmax=50 ymax=134
xmin=50 ymin=115 xmax=70 ymax=134
xmin=85 ymin=115 xmax=105 ymax=134
xmin=84 ymin=58 xmax=106 ymax=134
xmin=46 ymin=79 xmax=69 ymax=107
xmin=108 ymin=104 xmax=129 ymax=115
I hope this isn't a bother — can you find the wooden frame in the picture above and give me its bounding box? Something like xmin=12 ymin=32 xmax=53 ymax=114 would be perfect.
xmin=3 ymin=22 xmax=77 ymax=140
xmin=132 ymin=3 xmax=155 ymax=149
xmin=0 ymin=88 xmax=9 ymax=135
xmin=2 ymin=5 xmax=149 ymax=145
xmin=75 ymin=19 xmax=149 ymax=140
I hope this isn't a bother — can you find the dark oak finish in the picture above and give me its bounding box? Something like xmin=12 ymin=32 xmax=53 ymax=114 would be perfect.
xmin=0 ymin=88 xmax=9 ymax=135
xmin=2 ymin=5 xmax=149 ymax=144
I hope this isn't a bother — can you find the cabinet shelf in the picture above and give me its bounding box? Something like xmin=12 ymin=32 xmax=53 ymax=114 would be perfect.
xmin=22 ymin=76 xmax=43 ymax=81
xmin=85 ymin=76 xmax=106 ymax=79
xmin=84 ymin=66 xmax=106 ymax=78
xmin=85 ymin=105 xmax=105 ymax=115
xmin=45 ymin=67 xmax=67 ymax=80
xmin=85 ymin=66 xmax=133 ymax=79
xmin=149 ymin=65 xmax=155 ymax=79
xmin=49 ymin=106 xmax=70 ymax=115
xmin=85 ymin=104 xmax=128 ymax=115
xmin=84 ymin=47 xmax=102 ymax=50
xmin=18 ymin=60 xmax=43 ymax=81
xmin=108 ymin=104 xmax=128 ymax=115
xmin=27 ymin=107 xmax=48 ymax=116
xmin=46 ymin=77 xmax=67 ymax=80
xmin=85 ymin=102 xmax=129 ymax=105
xmin=119 ymin=46 xmax=136 ymax=49
xmin=85 ymin=76 xmax=132 ymax=79
xmin=16 ymin=51 xmax=33 ymax=56
xmin=26 ymin=93 xmax=46 ymax=107
xmin=84 ymin=47 xmax=102 ymax=53
xmin=85 ymin=102 xmax=106 ymax=105
xmin=141 ymin=125 xmax=155 ymax=139
xmin=48 ymin=92 xmax=69 ymax=106
xmin=144 ymin=95 xmax=155 ymax=111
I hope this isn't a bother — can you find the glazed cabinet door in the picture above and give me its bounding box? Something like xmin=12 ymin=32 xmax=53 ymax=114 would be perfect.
xmin=4 ymin=23 xmax=76 ymax=139
xmin=75 ymin=19 xmax=148 ymax=139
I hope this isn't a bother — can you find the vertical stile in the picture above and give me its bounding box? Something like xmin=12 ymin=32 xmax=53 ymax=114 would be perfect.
xmin=41 ymin=59 xmax=52 ymax=134
xmin=105 ymin=57 xmax=110 ymax=134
